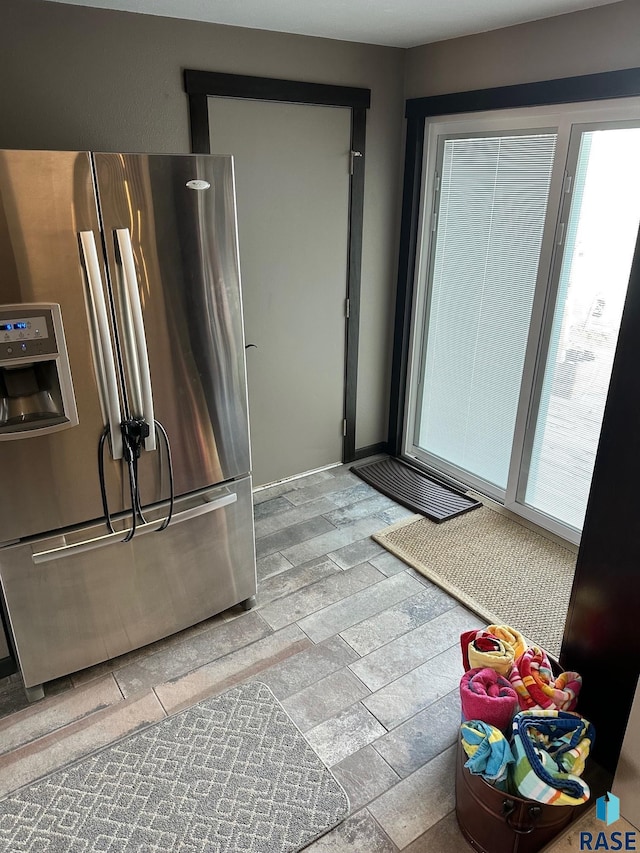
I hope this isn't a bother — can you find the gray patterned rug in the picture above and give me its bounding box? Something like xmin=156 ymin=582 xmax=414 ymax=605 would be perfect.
xmin=0 ymin=682 xmax=349 ymax=852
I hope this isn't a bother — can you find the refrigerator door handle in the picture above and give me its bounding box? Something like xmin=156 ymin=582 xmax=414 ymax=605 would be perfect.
xmin=31 ymin=491 xmax=237 ymax=564
xmin=115 ymin=228 xmax=156 ymax=452
xmin=79 ymin=231 xmax=124 ymax=461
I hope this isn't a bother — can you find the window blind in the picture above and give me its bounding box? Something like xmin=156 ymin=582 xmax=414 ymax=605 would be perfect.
xmin=416 ymin=133 xmax=557 ymax=490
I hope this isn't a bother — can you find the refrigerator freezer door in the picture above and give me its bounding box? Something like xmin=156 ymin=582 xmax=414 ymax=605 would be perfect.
xmin=92 ymin=153 xmax=251 ymax=501
xmin=0 ymin=475 xmax=257 ymax=689
xmin=0 ymin=150 xmax=126 ymax=542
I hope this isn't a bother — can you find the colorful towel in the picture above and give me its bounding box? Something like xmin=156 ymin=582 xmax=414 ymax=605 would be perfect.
xmin=460 ymin=720 xmax=515 ymax=790
xmin=460 ymin=667 xmax=519 ymax=732
xmin=511 ymin=710 xmax=594 ymax=806
xmin=460 ymin=625 xmax=525 ymax=675
xmin=510 ymin=646 xmax=582 ymax=711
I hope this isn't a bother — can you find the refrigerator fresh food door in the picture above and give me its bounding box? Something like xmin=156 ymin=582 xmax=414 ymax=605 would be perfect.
xmin=92 ymin=153 xmax=251 ymax=502
xmin=0 ymin=150 xmax=126 ymax=542
xmin=0 ymin=475 xmax=256 ymax=689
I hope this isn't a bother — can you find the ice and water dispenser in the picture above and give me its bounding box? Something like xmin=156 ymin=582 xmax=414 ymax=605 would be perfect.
xmin=0 ymin=303 xmax=78 ymax=438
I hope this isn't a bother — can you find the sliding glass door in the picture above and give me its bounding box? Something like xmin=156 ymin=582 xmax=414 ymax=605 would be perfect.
xmin=407 ymin=105 xmax=640 ymax=542
xmin=413 ymin=131 xmax=557 ymax=499
xmin=515 ymin=126 xmax=640 ymax=531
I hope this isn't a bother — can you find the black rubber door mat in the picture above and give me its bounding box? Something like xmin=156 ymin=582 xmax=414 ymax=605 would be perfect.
xmin=352 ymin=458 xmax=481 ymax=523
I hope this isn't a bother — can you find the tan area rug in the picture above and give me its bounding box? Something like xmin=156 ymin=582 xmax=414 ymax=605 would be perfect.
xmin=373 ymin=506 xmax=577 ymax=658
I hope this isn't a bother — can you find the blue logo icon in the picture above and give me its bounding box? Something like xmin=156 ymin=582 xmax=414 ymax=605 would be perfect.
xmin=580 ymin=793 xmax=635 ymax=849
xmin=596 ymin=792 xmax=621 ymax=826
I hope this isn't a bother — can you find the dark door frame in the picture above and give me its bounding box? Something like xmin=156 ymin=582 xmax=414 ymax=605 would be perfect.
xmin=390 ymin=66 xmax=640 ymax=458
xmin=391 ymin=66 xmax=640 ymax=774
xmin=184 ymin=69 xmax=371 ymax=463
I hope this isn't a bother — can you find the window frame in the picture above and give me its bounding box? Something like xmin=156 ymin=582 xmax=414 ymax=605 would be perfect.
xmin=404 ymin=99 xmax=640 ymax=542
xmin=390 ymin=68 xmax=640 ymax=461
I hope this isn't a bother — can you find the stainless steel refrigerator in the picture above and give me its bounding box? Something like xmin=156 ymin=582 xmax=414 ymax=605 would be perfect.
xmin=0 ymin=150 xmax=256 ymax=699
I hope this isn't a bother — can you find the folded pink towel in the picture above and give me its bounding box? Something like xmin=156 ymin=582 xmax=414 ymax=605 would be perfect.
xmin=460 ymin=667 xmax=519 ymax=733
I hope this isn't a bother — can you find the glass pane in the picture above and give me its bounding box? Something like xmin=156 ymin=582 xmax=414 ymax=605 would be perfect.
xmin=415 ymin=133 xmax=557 ymax=491
xmin=524 ymin=127 xmax=640 ymax=530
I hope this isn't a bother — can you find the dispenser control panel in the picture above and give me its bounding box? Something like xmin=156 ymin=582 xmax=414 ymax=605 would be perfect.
xmin=0 ymin=302 xmax=78 ymax=439
xmin=1 ymin=316 xmax=49 ymax=341
xmin=0 ymin=310 xmax=57 ymax=362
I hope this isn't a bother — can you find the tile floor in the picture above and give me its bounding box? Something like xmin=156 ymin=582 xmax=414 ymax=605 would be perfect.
xmin=0 ymin=462 xmax=496 ymax=850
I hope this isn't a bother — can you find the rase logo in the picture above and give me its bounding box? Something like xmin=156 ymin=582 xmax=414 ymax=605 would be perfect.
xmin=579 ymin=793 xmax=637 ymax=851
xmin=598 ymin=793 xmax=621 ymax=826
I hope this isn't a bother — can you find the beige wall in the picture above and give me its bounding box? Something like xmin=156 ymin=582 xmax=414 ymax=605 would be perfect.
xmin=1 ymin=0 xmax=405 ymax=451
xmin=613 ymin=676 xmax=640 ymax=829
xmin=5 ymin=0 xmax=639 ymax=457
xmin=405 ymin=0 xmax=640 ymax=99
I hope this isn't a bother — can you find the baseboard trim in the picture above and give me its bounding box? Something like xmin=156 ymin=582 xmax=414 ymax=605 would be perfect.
xmin=352 ymin=442 xmax=389 ymax=461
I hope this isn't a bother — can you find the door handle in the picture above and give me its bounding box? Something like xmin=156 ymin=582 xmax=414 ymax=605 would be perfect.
xmin=115 ymin=228 xmax=156 ymax=452
xmin=31 ymin=491 xmax=237 ymax=563
xmin=79 ymin=231 xmax=123 ymax=460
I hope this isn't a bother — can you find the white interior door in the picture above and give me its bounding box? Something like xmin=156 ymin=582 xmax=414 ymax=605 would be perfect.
xmin=209 ymin=98 xmax=351 ymax=486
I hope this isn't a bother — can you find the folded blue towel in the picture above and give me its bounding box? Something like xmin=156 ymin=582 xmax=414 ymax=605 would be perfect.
xmin=511 ymin=710 xmax=594 ymax=806
xmin=460 ymin=720 xmax=515 ymax=790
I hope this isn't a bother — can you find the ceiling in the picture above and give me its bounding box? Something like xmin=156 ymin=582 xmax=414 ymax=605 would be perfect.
xmin=44 ymin=0 xmax=620 ymax=48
